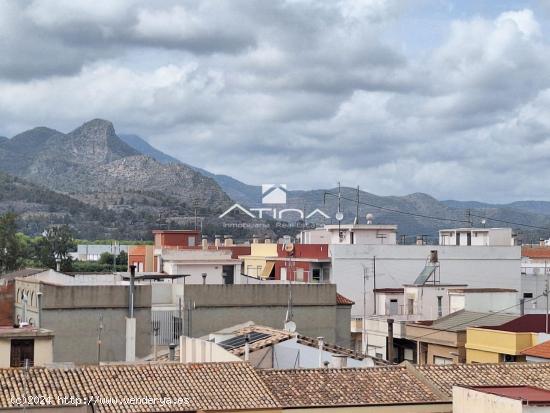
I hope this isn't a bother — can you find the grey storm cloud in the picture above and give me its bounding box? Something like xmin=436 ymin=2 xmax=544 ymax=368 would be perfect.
xmin=0 ymin=1 xmax=550 ymax=202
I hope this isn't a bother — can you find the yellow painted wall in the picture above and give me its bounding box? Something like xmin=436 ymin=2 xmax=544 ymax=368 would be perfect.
xmin=0 ymin=339 xmax=10 ymax=367
xmin=241 ymin=244 xmax=278 ymax=277
xmin=0 ymin=336 xmax=53 ymax=367
xmin=466 ymin=328 xmax=537 ymax=363
xmin=467 ymin=348 xmax=501 ymax=364
xmin=34 ymin=337 xmax=54 ymax=366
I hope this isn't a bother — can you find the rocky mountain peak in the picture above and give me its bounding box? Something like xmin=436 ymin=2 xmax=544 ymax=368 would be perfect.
xmin=65 ymin=119 xmax=139 ymax=164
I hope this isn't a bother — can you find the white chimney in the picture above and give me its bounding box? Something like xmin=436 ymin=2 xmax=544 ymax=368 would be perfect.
xmin=252 ymin=235 xmax=259 ymax=244
xmin=202 ymin=236 xmax=208 ymax=250
xmin=331 ymin=355 xmax=347 ymax=369
xmin=214 ymin=235 xmax=221 ymax=247
xmin=541 ymin=238 xmax=546 ymax=247
xmin=317 ymin=336 xmax=324 ymax=368
xmin=416 ymin=236 xmax=423 ymax=246
xmin=224 ymin=235 xmax=233 ymax=246
xmin=244 ymin=334 xmax=250 ymax=362
xmin=265 ymin=237 xmax=272 ymax=244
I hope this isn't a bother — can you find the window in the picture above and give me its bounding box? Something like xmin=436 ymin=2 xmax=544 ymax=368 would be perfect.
xmin=295 ymin=268 xmax=304 ymax=282
xmin=433 ymin=356 xmax=453 ymax=365
xmin=10 ymin=339 xmax=34 ymax=367
xmin=524 ymin=293 xmax=533 ymax=298
xmin=407 ymin=298 xmax=414 ymax=315
xmin=188 ymin=236 xmax=195 ymax=247
xmin=404 ymin=348 xmax=414 ymax=361
xmin=312 ymin=269 xmax=321 ymax=282
xmin=437 ymin=296 xmax=443 ymax=317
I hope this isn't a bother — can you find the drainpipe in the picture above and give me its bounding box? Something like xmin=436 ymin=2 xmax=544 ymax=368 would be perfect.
xmin=387 ymin=319 xmax=394 ymax=363
xmin=520 ymin=298 xmax=525 ymax=316
xmin=317 ymin=337 xmax=324 ymax=368
xmin=37 ymin=292 xmax=43 ymax=328
xmin=202 ymin=273 xmax=207 ymax=285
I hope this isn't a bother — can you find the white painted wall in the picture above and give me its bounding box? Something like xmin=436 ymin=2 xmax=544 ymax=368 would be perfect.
xmin=453 ymin=386 xmax=523 ymax=413
xmin=272 ymin=338 xmax=373 ymax=369
xmin=330 ymin=244 xmax=521 ymax=316
xmin=462 ymin=291 xmax=519 ymax=314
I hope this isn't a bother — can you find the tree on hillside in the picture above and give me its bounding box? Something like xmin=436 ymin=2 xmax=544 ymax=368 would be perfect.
xmin=36 ymin=225 xmax=76 ymax=271
xmin=0 ymin=213 xmax=22 ymax=273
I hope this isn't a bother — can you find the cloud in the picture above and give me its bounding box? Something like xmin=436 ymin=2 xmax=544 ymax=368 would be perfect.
xmin=0 ymin=2 xmax=550 ymax=202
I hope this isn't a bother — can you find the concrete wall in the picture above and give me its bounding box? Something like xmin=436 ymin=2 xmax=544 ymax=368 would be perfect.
xmin=181 ymin=284 xmax=350 ymax=346
xmin=15 ymin=282 xmax=152 ymax=364
xmin=330 ymin=244 xmax=521 ymax=316
xmin=41 ymin=307 xmax=150 ymax=364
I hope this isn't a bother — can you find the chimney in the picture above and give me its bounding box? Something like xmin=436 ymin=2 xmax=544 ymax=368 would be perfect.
xmin=387 ymin=319 xmax=394 ymax=363
xmin=416 ymin=236 xmax=423 ymax=246
xmin=169 ymin=342 xmax=177 ymax=361
xmin=317 ymin=337 xmax=324 ymax=368
xmin=214 ymin=235 xmax=221 ymax=247
xmin=224 ymin=235 xmax=233 ymax=246
xmin=129 ymin=265 xmax=136 ymax=318
xmin=202 ymin=273 xmax=207 ymax=285
xmin=202 ymin=235 xmax=208 ymax=250
xmin=126 ymin=265 xmax=137 ymax=362
xmin=331 ymin=355 xmax=347 ymax=368
xmin=265 ymin=237 xmax=272 ymax=244
xmin=244 ymin=334 xmax=250 ymax=362
xmin=252 ymin=235 xmax=259 ymax=244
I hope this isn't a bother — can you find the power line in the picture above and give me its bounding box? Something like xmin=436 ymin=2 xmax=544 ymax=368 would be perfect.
xmin=323 ymin=191 xmax=470 ymax=224
xmin=407 ymin=293 xmax=544 ymax=341
xmin=469 ymin=213 xmax=550 ymax=232
xmin=324 ymin=190 xmax=550 ymax=232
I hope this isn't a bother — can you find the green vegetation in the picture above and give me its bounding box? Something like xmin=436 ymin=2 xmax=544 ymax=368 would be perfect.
xmin=0 ymin=212 xmax=137 ymax=273
xmin=75 ymin=239 xmax=153 ymax=245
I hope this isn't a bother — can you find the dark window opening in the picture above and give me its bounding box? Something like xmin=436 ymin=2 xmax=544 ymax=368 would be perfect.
xmin=312 ymin=269 xmax=321 ymax=282
xmin=10 ymin=339 xmax=34 ymax=367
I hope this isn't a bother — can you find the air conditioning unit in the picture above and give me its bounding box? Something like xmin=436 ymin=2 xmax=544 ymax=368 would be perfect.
xmin=504 ymin=354 xmax=515 ymax=362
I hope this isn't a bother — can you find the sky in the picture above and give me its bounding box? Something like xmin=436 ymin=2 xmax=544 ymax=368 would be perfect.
xmin=1 ymin=0 xmax=550 ymax=202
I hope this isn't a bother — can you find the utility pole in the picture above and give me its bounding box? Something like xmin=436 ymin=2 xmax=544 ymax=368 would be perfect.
xmin=362 ymin=265 xmax=367 ymax=355
xmin=373 ymin=256 xmax=377 ymax=314
xmin=546 ymin=261 xmax=549 ymax=334
xmin=355 ymin=186 xmax=360 ymax=225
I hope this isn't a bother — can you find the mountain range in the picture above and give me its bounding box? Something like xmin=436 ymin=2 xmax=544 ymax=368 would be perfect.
xmin=0 ymin=119 xmax=549 ymax=243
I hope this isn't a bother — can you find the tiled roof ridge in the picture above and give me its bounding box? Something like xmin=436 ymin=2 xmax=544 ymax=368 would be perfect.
xmin=295 ymin=334 xmax=371 ymax=361
xmin=258 ymin=364 xmax=405 ymax=373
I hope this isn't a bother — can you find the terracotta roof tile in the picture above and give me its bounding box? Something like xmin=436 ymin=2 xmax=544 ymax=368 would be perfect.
xmin=523 ymin=247 xmax=550 ymax=259
xmin=522 ymin=341 xmax=550 ymax=359
xmin=0 ymin=362 xmax=278 ymax=412
xmin=258 ymin=366 xmax=443 ymax=407
xmin=416 ymin=363 xmax=550 ymax=398
xmin=336 ymin=293 xmax=355 ymax=305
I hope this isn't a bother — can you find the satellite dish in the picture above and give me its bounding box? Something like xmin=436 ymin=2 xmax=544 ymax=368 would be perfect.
xmin=284 ymin=320 xmax=297 ymax=333
xmin=284 ymin=243 xmax=294 ymax=252
xmin=335 ymin=212 xmax=344 ymax=221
